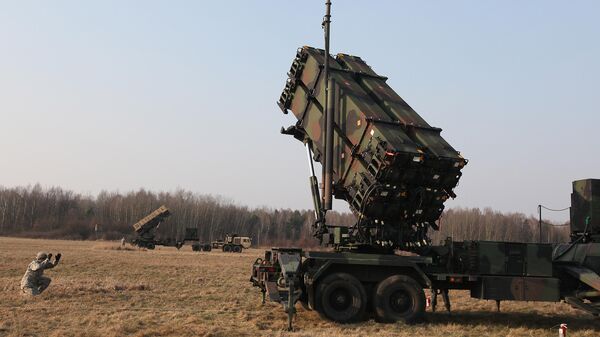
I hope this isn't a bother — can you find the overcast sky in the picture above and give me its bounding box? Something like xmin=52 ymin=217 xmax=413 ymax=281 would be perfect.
xmin=1 ymin=1 xmax=598 ymax=222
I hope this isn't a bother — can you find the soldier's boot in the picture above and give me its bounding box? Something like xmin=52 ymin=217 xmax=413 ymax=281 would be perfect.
xmin=21 ymin=286 xmax=38 ymax=296
xmin=441 ymin=289 xmax=451 ymax=313
xmin=37 ymin=277 xmax=51 ymax=294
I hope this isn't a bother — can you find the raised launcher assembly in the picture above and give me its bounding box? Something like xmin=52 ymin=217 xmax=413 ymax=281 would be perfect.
xmin=279 ymin=46 xmax=467 ymax=252
xmin=132 ymin=205 xmax=173 ymax=249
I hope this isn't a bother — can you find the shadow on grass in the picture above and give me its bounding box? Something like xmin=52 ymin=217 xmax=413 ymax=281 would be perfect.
xmin=425 ymin=310 xmax=600 ymax=330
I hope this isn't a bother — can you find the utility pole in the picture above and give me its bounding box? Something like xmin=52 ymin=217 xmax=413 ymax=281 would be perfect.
xmin=538 ymin=204 xmax=542 ymax=243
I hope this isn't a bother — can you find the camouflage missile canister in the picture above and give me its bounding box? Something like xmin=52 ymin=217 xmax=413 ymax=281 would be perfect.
xmin=279 ymin=46 xmax=466 ymax=250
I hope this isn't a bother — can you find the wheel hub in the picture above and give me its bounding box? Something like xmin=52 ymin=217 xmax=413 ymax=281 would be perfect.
xmin=330 ymin=288 xmax=351 ymax=311
xmin=389 ymin=290 xmax=411 ymax=313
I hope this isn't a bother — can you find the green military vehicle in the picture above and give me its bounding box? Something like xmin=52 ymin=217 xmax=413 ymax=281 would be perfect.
xmin=250 ymin=1 xmax=600 ymax=330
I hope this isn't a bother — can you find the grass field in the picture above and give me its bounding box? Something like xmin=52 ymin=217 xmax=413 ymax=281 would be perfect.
xmin=0 ymin=237 xmax=598 ymax=337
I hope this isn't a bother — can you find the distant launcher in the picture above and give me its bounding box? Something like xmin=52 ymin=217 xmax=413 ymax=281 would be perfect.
xmin=132 ymin=205 xmax=174 ymax=249
xmin=279 ymin=46 xmax=467 ymax=251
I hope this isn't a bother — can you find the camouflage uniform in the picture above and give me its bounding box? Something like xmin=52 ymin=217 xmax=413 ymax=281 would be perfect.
xmin=20 ymin=252 xmax=60 ymax=296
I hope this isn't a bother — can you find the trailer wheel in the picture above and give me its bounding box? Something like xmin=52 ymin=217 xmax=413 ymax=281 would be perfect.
xmin=373 ymin=275 xmax=425 ymax=323
xmin=223 ymin=245 xmax=232 ymax=252
xmin=315 ymin=272 xmax=367 ymax=323
xmin=203 ymin=244 xmax=212 ymax=252
xmin=191 ymin=243 xmax=201 ymax=252
xmin=233 ymin=245 xmax=242 ymax=253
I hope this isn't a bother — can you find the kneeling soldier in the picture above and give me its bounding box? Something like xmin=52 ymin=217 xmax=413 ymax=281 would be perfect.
xmin=20 ymin=252 xmax=61 ymax=296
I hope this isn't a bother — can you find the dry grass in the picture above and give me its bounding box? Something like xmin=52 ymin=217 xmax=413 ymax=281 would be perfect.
xmin=0 ymin=237 xmax=598 ymax=337
xmin=93 ymin=243 xmax=139 ymax=251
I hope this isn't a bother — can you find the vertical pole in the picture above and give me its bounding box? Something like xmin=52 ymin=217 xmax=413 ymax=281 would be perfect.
xmin=322 ymin=0 xmax=334 ymax=211
xmin=538 ymin=205 xmax=542 ymax=243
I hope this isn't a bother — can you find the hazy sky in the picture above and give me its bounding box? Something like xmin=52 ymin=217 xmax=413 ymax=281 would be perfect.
xmin=1 ymin=1 xmax=599 ymax=222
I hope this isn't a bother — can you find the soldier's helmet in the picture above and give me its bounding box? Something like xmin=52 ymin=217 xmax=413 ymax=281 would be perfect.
xmin=36 ymin=252 xmax=48 ymax=261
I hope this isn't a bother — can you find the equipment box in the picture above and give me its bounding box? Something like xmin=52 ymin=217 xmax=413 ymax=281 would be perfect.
xmin=477 ymin=242 xmax=553 ymax=277
xmin=471 ymin=276 xmax=560 ymax=301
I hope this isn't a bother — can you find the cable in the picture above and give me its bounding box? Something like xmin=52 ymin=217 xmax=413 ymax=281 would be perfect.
xmin=539 ymin=205 xmax=570 ymax=212
xmin=537 ymin=205 xmax=570 ymax=227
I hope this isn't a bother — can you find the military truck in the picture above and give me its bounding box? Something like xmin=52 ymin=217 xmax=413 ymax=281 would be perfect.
xmin=250 ymin=1 xmax=600 ymax=330
xmin=221 ymin=234 xmax=252 ymax=253
xmin=191 ymin=234 xmax=252 ymax=253
xmin=202 ymin=234 xmax=252 ymax=253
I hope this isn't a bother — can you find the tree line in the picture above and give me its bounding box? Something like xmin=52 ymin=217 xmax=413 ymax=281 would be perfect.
xmin=0 ymin=184 xmax=569 ymax=245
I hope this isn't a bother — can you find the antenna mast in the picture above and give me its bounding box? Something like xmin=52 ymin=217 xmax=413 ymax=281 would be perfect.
xmin=322 ymin=0 xmax=334 ymax=212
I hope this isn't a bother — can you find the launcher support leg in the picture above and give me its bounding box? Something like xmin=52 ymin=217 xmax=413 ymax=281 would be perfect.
xmin=496 ymin=300 xmax=501 ymax=312
xmin=441 ymin=289 xmax=451 ymax=313
xmin=431 ymin=289 xmax=438 ymax=312
xmin=286 ymin=280 xmax=296 ymax=331
xmin=261 ymin=288 xmax=266 ymax=305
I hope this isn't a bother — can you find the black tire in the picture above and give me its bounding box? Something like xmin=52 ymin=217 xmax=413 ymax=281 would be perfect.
xmin=203 ymin=244 xmax=212 ymax=252
xmin=223 ymin=245 xmax=232 ymax=252
xmin=191 ymin=243 xmax=201 ymax=252
xmin=373 ymin=275 xmax=425 ymax=323
xmin=233 ymin=245 xmax=242 ymax=253
xmin=315 ymin=272 xmax=367 ymax=323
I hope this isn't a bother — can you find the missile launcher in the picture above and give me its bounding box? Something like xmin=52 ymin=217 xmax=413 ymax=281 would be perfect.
xmin=252 ymin=3 xmax=600 ymax=329
xmin=279 ymin=46 xmax=466 ymax=250
xmin=131 ymin=205 xmax=173 ymax=249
